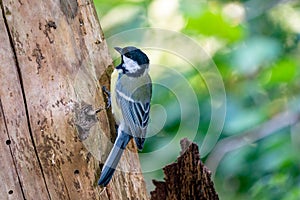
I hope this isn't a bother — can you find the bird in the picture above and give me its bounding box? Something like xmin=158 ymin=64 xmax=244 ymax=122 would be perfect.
xmin=98 ymin=46 xmax=152 ymax=186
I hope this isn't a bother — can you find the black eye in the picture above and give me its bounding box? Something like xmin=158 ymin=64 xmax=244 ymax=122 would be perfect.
xmin=125 ymin=53 xmax=132 ymax=59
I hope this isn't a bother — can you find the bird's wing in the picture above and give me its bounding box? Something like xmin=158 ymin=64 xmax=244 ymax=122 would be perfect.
xmin=116 ymin=87 xmax=151 ymax=149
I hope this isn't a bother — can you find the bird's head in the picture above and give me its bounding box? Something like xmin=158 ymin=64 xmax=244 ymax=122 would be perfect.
xmin=114 ymin=46 xmax=149 ymax=77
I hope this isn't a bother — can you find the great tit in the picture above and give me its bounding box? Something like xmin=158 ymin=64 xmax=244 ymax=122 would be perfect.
xmin=98 ymin=46 xmax=152 ymax=186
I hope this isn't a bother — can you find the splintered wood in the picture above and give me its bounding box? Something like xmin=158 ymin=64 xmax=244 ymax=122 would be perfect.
xmin=151 ymin=138 xmax=219 ymax=200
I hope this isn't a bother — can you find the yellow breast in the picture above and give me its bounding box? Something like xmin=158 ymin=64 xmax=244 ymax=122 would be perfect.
xmin=110 ymin=69 xmax=122 ymax=125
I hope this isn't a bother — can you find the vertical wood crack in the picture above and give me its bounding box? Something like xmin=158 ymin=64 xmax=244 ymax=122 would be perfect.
xmin=0 ymin=98 xmax=26 ymax=199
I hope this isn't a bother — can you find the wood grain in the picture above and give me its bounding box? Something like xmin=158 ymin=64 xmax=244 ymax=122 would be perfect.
xmin=150 ymin=138 xmax=219 ymax=200
xmin=0 ymin=4 xmax=49 ymax=198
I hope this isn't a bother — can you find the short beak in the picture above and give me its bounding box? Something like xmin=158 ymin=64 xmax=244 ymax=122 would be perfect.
xmin=114 ymin=47 xmax=123 ymax=54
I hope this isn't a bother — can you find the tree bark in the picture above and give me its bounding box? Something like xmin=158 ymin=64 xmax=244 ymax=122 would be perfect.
xmin=150 ymin=139 xmax=219 ymax=200
xmin=0 ymin=0 xmax=148 ymax=199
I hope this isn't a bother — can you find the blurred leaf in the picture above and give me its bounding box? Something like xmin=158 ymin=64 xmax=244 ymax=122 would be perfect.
xmin=282 ymin=187 xmax=300 ymax=200
xmin=224 ymin=100 xmax=264 ymax=135
xmin=269 ymin=58 xmax=297 ymax=83
xmin=179 ymin=0 xmax=207 ymax=18
xmin=185 ymin=10 xmax=244 ymax=42
xmin=231 ymin=36 xmax=282 ymax=75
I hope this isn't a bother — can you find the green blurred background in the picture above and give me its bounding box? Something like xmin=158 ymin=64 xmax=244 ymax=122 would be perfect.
xmin=94 ymin=0 xmax=300 ymax=199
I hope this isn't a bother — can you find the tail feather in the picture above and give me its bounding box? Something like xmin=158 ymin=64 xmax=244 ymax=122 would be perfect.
xmin=98 ymin=131 xmax=131 ymax=186
xmin=97 ymin=166 xmax=116 ymax=186
xmin=134 ymin=137 xmax=145 ymax=150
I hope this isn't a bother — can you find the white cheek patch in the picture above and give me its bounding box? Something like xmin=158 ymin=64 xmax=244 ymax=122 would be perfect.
xmin=123 ymin=55 xmax=140 ymax=73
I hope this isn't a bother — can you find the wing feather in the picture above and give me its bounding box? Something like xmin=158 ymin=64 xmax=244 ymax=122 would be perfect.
xmin=116 ymin=90 xmax=150 ymax=149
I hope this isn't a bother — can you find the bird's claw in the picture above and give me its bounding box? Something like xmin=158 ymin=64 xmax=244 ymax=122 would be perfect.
xmin=102 ymin=86 xmax=111 ymax=109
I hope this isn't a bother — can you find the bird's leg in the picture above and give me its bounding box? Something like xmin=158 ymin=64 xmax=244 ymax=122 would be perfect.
xmin=101 ymin=86 xmax=111 ymax=109
xmin=92 ymin=86 xmax=111 ymax=114
xmin=115 ymin=124 xmax=119 ymax=134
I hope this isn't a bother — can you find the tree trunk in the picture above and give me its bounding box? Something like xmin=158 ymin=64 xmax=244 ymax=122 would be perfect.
xmin=0 ymin=0 xmax=148 ymax=199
